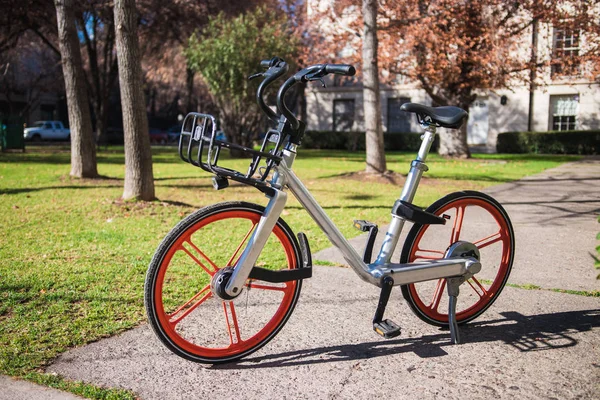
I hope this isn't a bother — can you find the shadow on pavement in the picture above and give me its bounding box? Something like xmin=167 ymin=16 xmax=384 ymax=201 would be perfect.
xmin=215 ymin=309 xmax=600 ymax=369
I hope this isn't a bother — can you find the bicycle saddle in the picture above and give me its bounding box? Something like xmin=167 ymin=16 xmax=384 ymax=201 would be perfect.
xmin=400 ymin=103 xmax=468 ymax=129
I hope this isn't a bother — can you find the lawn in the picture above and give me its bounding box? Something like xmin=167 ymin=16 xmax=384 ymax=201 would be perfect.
xmin=0 ymin=145 xmax=579 ymax=397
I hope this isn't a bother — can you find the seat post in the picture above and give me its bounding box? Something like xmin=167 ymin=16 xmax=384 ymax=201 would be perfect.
xmin=397 ymin=124 xmax=436 ymax=204
xmin=373 ymin=124 xmax=437 ymax=265
xmin=416 ymin=124 xmax=437 ymax=162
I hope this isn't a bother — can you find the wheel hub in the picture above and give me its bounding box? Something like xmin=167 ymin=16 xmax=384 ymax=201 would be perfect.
xmin=211 ymin=267 xmax=241 ymax=300
xmin=445 ymin=240 xmax=480 ymax=261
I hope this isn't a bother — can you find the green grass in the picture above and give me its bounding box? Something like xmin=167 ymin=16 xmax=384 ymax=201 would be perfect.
xmin=483 ymin=279 xmax=599 ymax=297
xmin=0 ymin=145 xmax=580 ymax=397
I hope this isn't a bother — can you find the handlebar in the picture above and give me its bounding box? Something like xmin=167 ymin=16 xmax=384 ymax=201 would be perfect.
xmin=250 ymin=58 xmax=356 ymax=134
xmin=250 ymin=57 xmax=289 ymax=122
xmin=277 ymin=63 xmax=356 ymax=130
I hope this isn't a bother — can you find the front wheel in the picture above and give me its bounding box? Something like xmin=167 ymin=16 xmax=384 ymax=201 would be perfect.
xmin=144 ymin=201 xmax=303 ymax=363
xmin=400 ymin=191 xmax=515 ymax=327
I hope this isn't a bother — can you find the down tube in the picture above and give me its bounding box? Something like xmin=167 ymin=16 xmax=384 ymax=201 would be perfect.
xmin=284 ymin=168 xmax=378 ymax=285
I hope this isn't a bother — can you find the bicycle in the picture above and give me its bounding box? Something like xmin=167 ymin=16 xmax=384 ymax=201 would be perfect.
xmin=144 ymin=57 xmax=515 ymax=364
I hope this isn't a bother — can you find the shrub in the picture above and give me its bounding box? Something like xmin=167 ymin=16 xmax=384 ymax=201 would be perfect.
xmin=302 ymin=131 xmax=439 ymax=152
xmin=497 ymin=130 xmax=600 ymax=154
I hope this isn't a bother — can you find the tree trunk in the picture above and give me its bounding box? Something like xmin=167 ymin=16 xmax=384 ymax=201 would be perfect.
xmin=54 ymin=0 xmax=98 ymax=178
xmin=362 ymin=0 xmax=386 ymax=174
xmin=438 ymin=118 xmax=471 ymax=158
xmin=114 ymin=0 xmax=155 ymax=200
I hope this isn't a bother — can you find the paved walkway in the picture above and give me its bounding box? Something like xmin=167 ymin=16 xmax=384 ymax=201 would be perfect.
xmin=0 ymin=375 xmax=82 ymax=400
xmin=3 ymin=159 xmax=599 ymax=399
xmin=316 ymin=157 xmax=600 ymax=291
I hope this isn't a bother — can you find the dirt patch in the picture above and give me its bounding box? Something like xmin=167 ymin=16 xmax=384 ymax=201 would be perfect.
xmin=337 ymin=170 xmax=433 ymax=186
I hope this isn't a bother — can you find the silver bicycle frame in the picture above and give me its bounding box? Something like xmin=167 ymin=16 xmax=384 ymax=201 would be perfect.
xmin=225 ymin=125 xmax=480 ymax=296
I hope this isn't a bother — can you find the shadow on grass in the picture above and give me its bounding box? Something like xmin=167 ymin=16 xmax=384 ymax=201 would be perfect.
xmin=0 ymin=184 xmax=123 ymax=195
xmin=215 ymin=309 xmax=600 ymax=369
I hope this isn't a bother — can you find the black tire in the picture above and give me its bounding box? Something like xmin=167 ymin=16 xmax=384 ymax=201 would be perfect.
xmin=144 ymin=201 xmax=303 ymax=364
xmin=400 ymin=191 xmax=515 ymax=327
xmin=32 ymin=134 xmax=42 ymax=142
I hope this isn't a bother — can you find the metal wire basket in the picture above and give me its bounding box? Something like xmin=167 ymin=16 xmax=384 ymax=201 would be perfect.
xmin=178 ymin=112 xmax=286 ymax=190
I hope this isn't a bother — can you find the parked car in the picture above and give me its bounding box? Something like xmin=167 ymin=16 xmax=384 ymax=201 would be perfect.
xmin=167 ymin=125 xmax=182 ymax=143
xmin=149 ymin=128 xmax=168 ymax=145
xmin=215 ymin=130 xmax=227 ymax=141
xmin=23 ymin=121 xmax=70 ymax=141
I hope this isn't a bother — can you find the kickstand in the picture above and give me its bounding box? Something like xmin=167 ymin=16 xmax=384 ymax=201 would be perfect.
xmin=446 ymin=277 xmax=462 ymax=344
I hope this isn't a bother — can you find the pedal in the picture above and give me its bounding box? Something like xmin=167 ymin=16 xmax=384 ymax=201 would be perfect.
xmin=372 ymin=276 xmax=401 ymax=339
xmin=353 ymin=219 xmax=376 ymax=232
xmin=353 ymin=220 xmax=378 ymax=263
xmin=373 ymin=319 xmax=401 ymax=339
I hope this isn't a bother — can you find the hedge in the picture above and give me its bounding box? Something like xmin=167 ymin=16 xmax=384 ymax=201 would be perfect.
xmin=302 ymin=130 xmax=439 ymax=152
xmin=497 ymin=130 xmax=599 ymax=155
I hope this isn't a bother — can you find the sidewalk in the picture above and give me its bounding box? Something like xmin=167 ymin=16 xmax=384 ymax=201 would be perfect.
xmin=0 ymin=376 xmax=82 ymax=400
xmin=3 ymin=158 xmax=599 ymax=399
xmin=315 ymin=157 xmax=600 ymax=291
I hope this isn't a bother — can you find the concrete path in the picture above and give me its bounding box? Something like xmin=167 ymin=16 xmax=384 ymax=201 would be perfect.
xmin=316 ymin=158 xmax=600 ymax=292
xmin=10 ymin=159 xmax=600 ymax=399
xmin=0 ymin=375 xmax=83 ymax=400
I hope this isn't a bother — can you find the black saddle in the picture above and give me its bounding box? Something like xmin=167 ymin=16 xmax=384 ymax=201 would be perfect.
xmin=400 ymin=103 xmax=468 ymax=129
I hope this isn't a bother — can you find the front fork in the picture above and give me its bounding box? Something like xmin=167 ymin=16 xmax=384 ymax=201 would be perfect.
xmin=223 ymin=189 xmax=288 ymax=298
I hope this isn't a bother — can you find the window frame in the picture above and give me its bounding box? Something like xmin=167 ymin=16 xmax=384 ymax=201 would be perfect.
xmin=549 ymin=94 xmax=579 ymax=131
xmin=386 ymin=97 xmax=412 ymax=133
xmin=551 ymin=27 xmax=581 ymax=78
xmin=332 ymin=98 xmax=356 ymax=132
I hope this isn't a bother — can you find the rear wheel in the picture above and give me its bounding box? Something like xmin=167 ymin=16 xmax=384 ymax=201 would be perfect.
xmin=400 ymin=191 xmax=515 ymax=326
xmin=145 ymin=201 xmax=303 ymax=363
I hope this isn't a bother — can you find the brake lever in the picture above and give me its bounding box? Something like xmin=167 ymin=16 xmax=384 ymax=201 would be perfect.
xmin=248 ymin=72 xmax=263 ymax=81
xmin=311 ymin=77 xmax=327 ymax=88
xmin=304 ymin=66 xmax=327 ymax=87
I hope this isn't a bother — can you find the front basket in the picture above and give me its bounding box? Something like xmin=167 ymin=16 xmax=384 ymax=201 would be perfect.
xmin=178 ymin=112 xmax=285 ymax=189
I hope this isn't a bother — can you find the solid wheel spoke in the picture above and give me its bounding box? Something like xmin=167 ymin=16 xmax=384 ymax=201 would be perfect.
xmin=223 ymin=302 xmax=242 ymax=345
xmin=182 ymin=240 xmax=218 ymax=276
xmin=450 ymin=205 xmax=465 ymax=244
xmin=474 ymin=231 xmax=503 ymax=250
xmin=226 ymin=222 xmax=257 ymax=267
xmin=247 ymin=281 xmax=287 ymax=292
xmin=467 ymin=277 xmax=489 ymax=298
xmin=413 ymin=248 xmax=445 ymax=260
xmin=428 ymin=279 xmax=446 ymax=311
xmin=168 ymin=285 xmax=212 ymax=326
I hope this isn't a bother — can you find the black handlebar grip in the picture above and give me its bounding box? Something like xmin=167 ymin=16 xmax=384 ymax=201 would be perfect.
xmin=324 ymin=64 xmax=356 ymax=76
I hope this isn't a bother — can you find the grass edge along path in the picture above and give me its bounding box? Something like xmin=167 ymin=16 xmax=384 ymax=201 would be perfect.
xmin=0 ymin=147 xmax=582 ymax=399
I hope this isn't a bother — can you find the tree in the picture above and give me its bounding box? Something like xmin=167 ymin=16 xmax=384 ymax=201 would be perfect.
xmin=0 ymin=34 xmax=63 ymax=120
xmin=76 ymin=3 xmax=119 ymax=145
xmin=362 ymin=0 xmax=386 ymax=174
xmin=318 ymin=1 xmax=600 ymax=158
xmin=114 ymin=0 xmax=155 ymax=200
xmin=379 ymin=0 xmax=600 ymax=157
xmin=185 ymin=7 xmax=300 ymax=149
xmin=54 ymin=0 xmax=98 ymax=178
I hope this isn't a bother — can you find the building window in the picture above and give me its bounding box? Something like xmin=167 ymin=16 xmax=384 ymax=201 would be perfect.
xmin=333 ymin=99 xmax=355 ymax=131
xmin=551 ymin=27 xmax=580 ymax=77
xmin=549 ymin=95 xmax=578 ymax=131
xmin=387 ymin=97 xmax=411 ymax=132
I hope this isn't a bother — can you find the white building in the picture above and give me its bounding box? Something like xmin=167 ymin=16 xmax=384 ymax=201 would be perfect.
xmin=305 ymin=10 xmax=600 ymax=150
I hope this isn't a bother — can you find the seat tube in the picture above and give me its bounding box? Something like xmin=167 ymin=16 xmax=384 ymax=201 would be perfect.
xmin=374 ymin=125 xmax=436 ymax=265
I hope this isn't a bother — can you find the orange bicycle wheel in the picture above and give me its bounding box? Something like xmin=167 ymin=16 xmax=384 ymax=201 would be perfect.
xmin=400 ymin=191 xmax=515 ymax=326
xmin=145 ymin=201 xmax=303 ymax=363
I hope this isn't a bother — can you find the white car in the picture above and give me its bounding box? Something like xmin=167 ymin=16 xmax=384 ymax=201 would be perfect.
xmin=23 ymin=121 xmax=70 ymax=141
